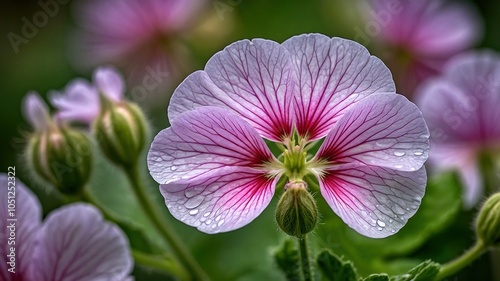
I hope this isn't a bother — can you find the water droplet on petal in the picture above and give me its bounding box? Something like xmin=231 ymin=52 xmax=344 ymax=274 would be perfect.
xmin=185 ymin=196 xmax=204 ymax=209
xmin=215 ymin=215 xmax=222 ymax=222
xmin=394 ymin=164 xmax=404 ymax=169
xmin=189 ymin=209 xmax=199 ymax=215
xmin=217 ymin=219 xmax=225 ymax=227
xmin=391 ymin=229 xmax=395 ymax=233
xmin=205 ymin=219 xmax=212 ymax=225
xmin=414 ymin=150 xmax=424 ymax=156
xmin=377 ymin=227 xmax=383 ymax=231
xmin=203 ymin=212 xmax=211 ymax=217
xmin=393 ymin=151 xmax=405 ymax=157
xmin=170 ymin=166 xmax=178 ymax=171
xmin=377 ymin=220 xmax=386 ymax=227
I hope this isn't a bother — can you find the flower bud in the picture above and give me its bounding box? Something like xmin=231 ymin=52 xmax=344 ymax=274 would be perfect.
xmin=476 ymin=193 xmax=500 ymax=247
xmin=28 ymin=126 xmax=92 ymax=195
xmin=275 ymin=181 xmax=318 ymax=238
xmin=93 ymin=101 xmax=148 ymax=168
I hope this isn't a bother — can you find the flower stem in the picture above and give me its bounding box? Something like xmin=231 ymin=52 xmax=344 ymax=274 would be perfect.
xmin=124 ymin=164 xmax=210 ymax=281
xmin=298 ymin=235 xmax=313 ymax=281
xmin=79 ymin=189 xmax=189 ymax=279
xmin=132 ymin=250 xmax=190 ymax=281
xmin=436 ymin=241 xmax=487 ymax=280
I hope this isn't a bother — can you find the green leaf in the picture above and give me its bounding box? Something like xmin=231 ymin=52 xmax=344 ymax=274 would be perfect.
xmin=390 ymin=260 xmax=440 ymax=281
xmin=273 ymin=238 xmax=301 ymax=281
xmin=364 ymin=274 xmax=390 ymax=281
xmin=314 ymin=172 xmax=462 ymax=275
xmin=317 ymin=251 xmax=357 ymax=281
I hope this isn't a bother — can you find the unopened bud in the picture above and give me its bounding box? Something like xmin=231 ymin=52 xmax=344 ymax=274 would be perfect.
xmin=28 ymin=126 xmax=92 ymax=195
xmin=94 ymin=101 xmax=148 ymax=168
xmin=275 ymin=181 xmax=318 ymax=238
xmin=476 ymin=193 xmax=500 ymax=247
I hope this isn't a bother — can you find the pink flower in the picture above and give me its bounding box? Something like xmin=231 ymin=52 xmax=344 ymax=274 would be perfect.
xmin=416 ymin=51 xmax=500 ymax=207
xmin=50 ymin=66 xmax=125 ymax=125
xmin=148 ymin=34 xmax=430 ymax=238
xmin=71 ymin=0 xmax=204 ymax=90
xmin=0 ymin=174 xmax=132 ymax=281
xmin=22 ymin=92 xmax=52 ymax=132
xmin=363 ymin=0 xmax=482 ymax=96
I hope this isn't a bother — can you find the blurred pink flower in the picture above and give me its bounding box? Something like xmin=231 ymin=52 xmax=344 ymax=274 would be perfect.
xmin=363 ymin=0 xmax=482 ymax=96
xmin=22 ymin=92 xmax=52 ymax=132
xmin=0 ymin=174 xmax=132 ymax=281
xmin=50 ymin=66 xmax=125 ymax=125
xmin=417 ymin=51 xmax=500 ymax=207
xmin=71 ymin=0 xmax=205 ymax=96
xmin=147 ymin=34 xmax=429 ymax=238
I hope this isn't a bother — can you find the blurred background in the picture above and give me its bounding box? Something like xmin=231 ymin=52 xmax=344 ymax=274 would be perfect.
xmin=1 ymin=0 xmax=499 ymax=280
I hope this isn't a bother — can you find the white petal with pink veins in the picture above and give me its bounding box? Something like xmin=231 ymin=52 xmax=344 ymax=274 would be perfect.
xmin=169 ymin=39 xmax=295 ymax=142
xmin=283 ymin=34 xmax=395 ymax=141
xmin=318 ymin=164 xmax=426 ymax=238
xmin=161 ymin=167 xmax=277 ymax=234
xmin=316 ymin=94 xmax=429 ymax=172
xmin=148 ymin=107 xmax=275 ymax=185
xmin=0 ymin=175 xmax=42 ymax=281
xmin=30 ymin=204 xmax=133 ymax=281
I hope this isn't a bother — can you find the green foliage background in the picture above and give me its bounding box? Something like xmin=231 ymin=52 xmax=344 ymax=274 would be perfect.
xmin=0 ymin=0 xmax=498 ymax=280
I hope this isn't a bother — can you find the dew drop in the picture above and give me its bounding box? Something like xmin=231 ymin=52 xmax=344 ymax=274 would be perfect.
xmin=205 ymin=219 xmax=213 ymax=225
xmin=170 ymin=166 xmax=178 ymax=171
xmin=389 ymin=219 xmax=394 ymax=223
xmin=376 ymin=220 xmax=386 ymax=227
xmin=215 ymin=215 xmax=222 ymax=222
xmin=217 ymin=219 xmax=225 ymax=227
xmin=377 ymin=227 xmax=383 ymax=231
xmin=393 ymin=151 xmax=405 ymax=157
xmin=203 ymin=212 xmax=211 ymax=217
xmin=375 ymin=139 xmax=397 ymax=148
xmin=211 ymin=224 xmax=217 ymax=229
xmin=394 ymin=164 xmax=404 ymax=169
xmin=185 ymin=196 xmax=204 ymax=209
xmin=189 ymin=209 xmax=199 ymax=215
xmin=406 ymin=208 xmax=410 ymax=211
xmin=413 ymin=150 xmax=424 ymax=156
xmin=391 ymin=229 xmax=395 ymax=233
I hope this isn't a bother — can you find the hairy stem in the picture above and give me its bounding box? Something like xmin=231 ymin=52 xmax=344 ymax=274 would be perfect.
xmin=436 ymin=241 xmax=487 ymax=280
xmin=299 ymin=235 xmax=313 ymax=281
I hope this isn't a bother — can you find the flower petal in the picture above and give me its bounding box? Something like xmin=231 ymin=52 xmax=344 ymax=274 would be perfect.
xmin=318 ymin=164 xmax=426 ymax=238
xmin=30 ymin=204 xmax=133 ymax=281
xmin=282 ymin=34 xmax=395 ymax=141
xmin=93 ymin=66 xmax=124 ymax=102
xmin=0 ymin=175 xmax=42 ymax=281
xmin=22 ymin=92 xmax=51 ymax=132
xmin=160 ymin=167 xmax=277 ymax=234
xmin=169 ymin=38 xmax=295 ymax=142
xmin=417 ymin=51 xmax=500 ymax=145
xmin=148 ymin=106 xmax=275 ymax=185
xmin=50 ymin=78 xmax=100 ymax=124
xmin=316 ymin=94 xmax=429 ymax=172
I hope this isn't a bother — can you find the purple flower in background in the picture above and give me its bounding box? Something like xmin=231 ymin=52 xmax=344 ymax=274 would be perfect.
xmin=362 ymin=0 xmax=482 ymax=96
xmin=50 ymin=66 xmax=124 ymax=125
xmin=0 ymin=174 xmax=132 ymax=281
xmin=148 ymin=34 xmax=430 ymax=238
xmin=417 ymin=51 xmax=500 ymax=207
xmin=71 ymin=0 xmax=205 ymax=92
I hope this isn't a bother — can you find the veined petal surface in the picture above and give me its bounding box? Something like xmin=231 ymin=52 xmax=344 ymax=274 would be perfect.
xmin=161 ymin=167 xmax=277 ymax=234
xmin=318 ymin=164 xmax=426 ymax=238
xmin=148 ymin=107 xmax=275 ymax=184
xmin=169 ymin=39 xmax=295 ymax=142
xmin=316 ymin=94 xmax=429 ymax=172
xmin=30 ymin=204 xmax=133 ymax=281
xmin=283 ymin=34 xmax=395 ymax=141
